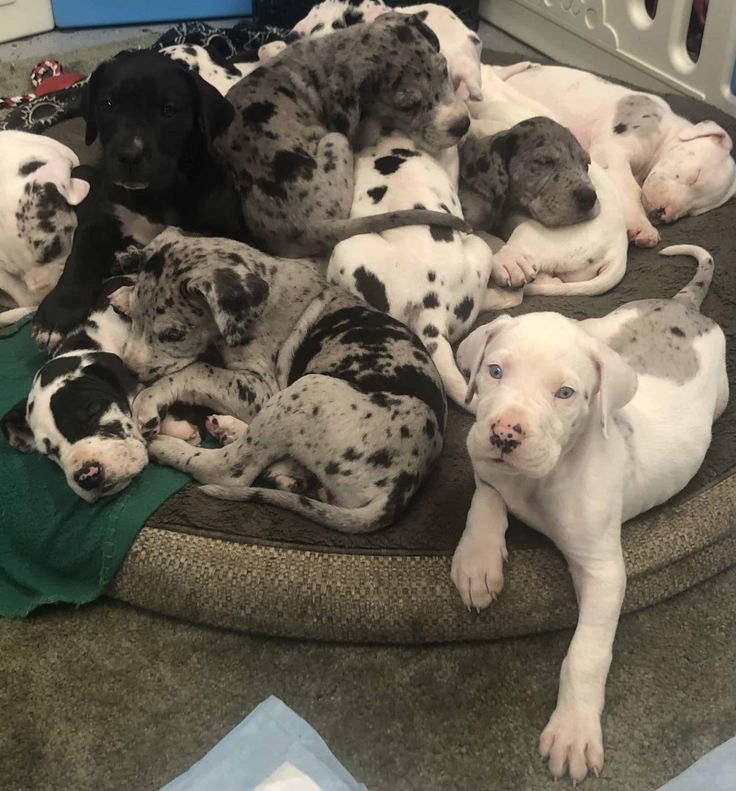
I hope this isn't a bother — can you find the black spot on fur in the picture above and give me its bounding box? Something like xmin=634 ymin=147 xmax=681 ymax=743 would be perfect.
xmin=670 ymin=326 xmax=686 ymax=337
xmin=454 ymin=297 xmax=474 ymax=322
xmin=353 ymin=266 xmax=389 ymax=312
xmin=423 ymin=292 xmax=439 ymax=309
xmin=39 ymin=355 xmax=82 ymax=387
xmin=272 ymin=149 xmax=316 ymax=183
xmin=367 ymin=449 xmax=394 ymax=468
xmin=423 ymin=324 xmax=439 ymax=338
xmin=429 ymin=226 xmax=454 ymax=242
xmin=374 ymin=155 xmax=404 ymax=176
xmin=343 ymin=447 xmax=362 ymax=461
xmin=613 ymin=123 xmax=627 ymax=134
xmin=367 ymin=185 xmax=387 ymax=204
xmin=242 ymin=101 xmax=277 ymax=125
xmin=19 ymin=159 xmax=46 ymax=177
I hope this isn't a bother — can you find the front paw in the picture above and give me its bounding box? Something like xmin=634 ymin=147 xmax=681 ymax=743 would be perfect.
xmin=539 ymin=704 xmax=604 ymax=782
xmin=206 ymin=414 xmax=248 ymax=445
xmin=133 ymin=389 xmax=163 ymax=440
xmin=32 ymin=291 xmax=91 ymax=350
xmin=626 ymin=217 xmax=660 ymax=247
xmin=451 ymin=536 xmax=508 ymax=610
xmin=491 ymin=245 xmax=537 ymax=287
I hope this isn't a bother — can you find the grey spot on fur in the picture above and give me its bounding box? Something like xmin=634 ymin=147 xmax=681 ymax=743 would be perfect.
xmin=606 ymin=299 xmax=714 ymax=384
xmin=612 ymin=95 xmax=662 ymax=138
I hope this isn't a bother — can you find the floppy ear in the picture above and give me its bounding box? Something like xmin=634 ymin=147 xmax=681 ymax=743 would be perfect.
xmin=404 ymin=14 xmax=441 ymax=52
xmin=1 ymin=398 xmax=34 ymax=453
xmin=185 ymin=69 xmax=235 ymax=149
xmin=81 ymin=61 xmax=108 ymax=146
xmin=456 ymin=315 xmax=513 ymax=403
xmin=189 ymin=265 xmax=270 ymax=346
xmin=108 ymin=285 xmax=134 ymax=316
xmin=588 ymin=338 xmax=638 ymax=439
xmin=678 ymin=121 xmax=733 ymax=152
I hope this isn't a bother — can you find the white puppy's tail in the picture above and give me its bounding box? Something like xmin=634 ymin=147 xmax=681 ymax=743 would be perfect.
xmin=660 ymin=245 xmax=715 ymax=311
xmin=199 ymin=485 xmax=395 ymax=534
xmin=523 ymin=255 xmax=626 ymax=297
xmin=431 ymin=335 xmax=477 ymax=414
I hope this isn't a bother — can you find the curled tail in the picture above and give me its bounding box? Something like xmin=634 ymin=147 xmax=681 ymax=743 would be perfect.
xmin=199 ymin=485 xmax=393 ymax=533
xmin=660 ymin=245 xmax=714 ymax=310
xmin=524 ymin=255 xmax=626 ymax=297
xmin=307 ymin=210 xmax=471 ymax=254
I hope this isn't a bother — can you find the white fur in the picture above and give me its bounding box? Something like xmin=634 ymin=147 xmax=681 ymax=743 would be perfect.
xmin=506 ymin=64 xmax=736 ymax=246
xmin=160 ymin=44 xmax=263 ymax=96
xmin=0 ymin=131 xmax=88 ymax=325
xmin=451 ymin=248 xmax=728 ymax=781
xmin=328 ymin=133 xmax=492 ymax=410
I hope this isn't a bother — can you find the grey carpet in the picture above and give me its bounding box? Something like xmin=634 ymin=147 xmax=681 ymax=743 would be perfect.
xmin=1 ymin=567 xmax=734 ymax=790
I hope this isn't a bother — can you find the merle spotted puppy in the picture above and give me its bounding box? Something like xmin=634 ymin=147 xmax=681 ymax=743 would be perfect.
xmin=109 ymin=228 xmax=447 ymax=532
xmin=459 ymin=116 xmax=599 ymax=234
xmin=218 ymin=12 xmax=472 ymax=256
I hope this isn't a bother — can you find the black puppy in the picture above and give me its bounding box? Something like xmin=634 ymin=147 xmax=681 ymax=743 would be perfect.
xmin=32 ymin=50 xmax=247 ymax=348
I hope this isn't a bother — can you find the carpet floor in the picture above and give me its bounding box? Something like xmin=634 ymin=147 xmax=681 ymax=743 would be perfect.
xmin=2 ymin=568 xmax=734 ymax=790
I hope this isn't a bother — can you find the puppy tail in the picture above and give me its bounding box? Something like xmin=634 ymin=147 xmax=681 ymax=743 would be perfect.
xmin=0 ymin=306 xmax=36 ymax=327
xmin=431 ymin=335 xmax=477 ymax=414
xmin=660 ymin=245 xmax=714 ymax=311
xmin=199 ymin=485 xmax=395 ymax=533
xmin=309 ymin=210 xmax=471 ymax=252
xmin=523 ymin=256 xmax=626 ymax=297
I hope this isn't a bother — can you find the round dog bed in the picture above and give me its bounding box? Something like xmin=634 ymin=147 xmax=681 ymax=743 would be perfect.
xmin=47 ymin=54 xmax=736 ymax=642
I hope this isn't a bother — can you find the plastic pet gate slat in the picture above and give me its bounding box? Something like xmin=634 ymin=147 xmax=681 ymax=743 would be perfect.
xmin=481 ymin=0 xmax=736 ymax=114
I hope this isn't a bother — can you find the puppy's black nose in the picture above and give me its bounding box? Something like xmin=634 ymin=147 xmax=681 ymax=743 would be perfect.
xmin=573 ymin=187 xmax=598 ymax=211
xmin=117 ymin=145 xmax=144 ymax=168
xmin=574 ymin=186 xmax=597 ymax=211
xmin=449 ymin=115 xmax=470 ymax=140
xmin=74 ymin=461 xmax=105 ymax=490
xmin=648 ymin=207 xmax=666 ymax=223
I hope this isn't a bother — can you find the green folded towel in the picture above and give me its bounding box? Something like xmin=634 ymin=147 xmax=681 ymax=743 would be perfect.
xmin=0 ymin=316 xmax=189 ymax=618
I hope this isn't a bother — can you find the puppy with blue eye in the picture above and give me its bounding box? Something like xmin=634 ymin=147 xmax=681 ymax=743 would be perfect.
xmin=451 ymin=245 xmax=728 ymax=783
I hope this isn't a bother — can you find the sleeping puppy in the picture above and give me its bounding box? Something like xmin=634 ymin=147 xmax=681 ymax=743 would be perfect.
xmin=32 ymin=49 xmax=246 ymax=350
xmin=1 ymin=277 xmax=201 ymax=501
xmin=218 ymin=12 xmax=471 ymax=256
xmin=0 ymin=131 xmax=89 ymax=325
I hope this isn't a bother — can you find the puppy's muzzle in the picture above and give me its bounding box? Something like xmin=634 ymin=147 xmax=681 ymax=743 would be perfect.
xmin=448 ymin=114 xmax=471 ymax=142
xmin=73 ymin=460 xmax=105 ymax=491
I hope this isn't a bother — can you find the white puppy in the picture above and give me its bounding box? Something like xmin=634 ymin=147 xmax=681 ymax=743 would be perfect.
xmin=328 ymin=134 xmax=493 ymax=409
xmin=469 ymin=64 xmax=628 ymax=307
xmin=0 ymin=131 xmax=89 ymax=325
xmin=452 ymin=245 xmax=728 ymax=781
xmin=506 ymin=64 xmax=736 ymax=247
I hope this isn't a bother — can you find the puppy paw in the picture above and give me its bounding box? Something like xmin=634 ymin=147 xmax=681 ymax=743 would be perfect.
xmin=627 ymin=219 xmax=660 ymax=247
xmin=160 ymin=417 xmax=201 ymax=446
xmin=491 ymin=245 xmax=537 ymax=287
xmin=133 ymin=390 xmax=162 ymax=440
xmin=539 ymin=704 xmax=604 ymax=783
xmin=451 ymin=536 xmax=507 ymax=610
xmin=206 ymin=414 xmax=248 ymax=445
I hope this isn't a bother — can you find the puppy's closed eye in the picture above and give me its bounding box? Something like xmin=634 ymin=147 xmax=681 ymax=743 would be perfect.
xmin=158 ymin=327 xmax=186 ymax=343
xmin=161 ymin=103 xmax=178 ymax=118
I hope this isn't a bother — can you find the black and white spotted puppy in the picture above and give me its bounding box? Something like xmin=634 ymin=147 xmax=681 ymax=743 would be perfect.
xmin=159 ymin=44 xmax=262 ymax=96
xmin=110 ymin=228 xmax=447 ymax=532
xmin=217 ymin=12 xmax=471 ymax=256
xmin=328 ymin=133 xmax=496 ymax=410
xmin=1 ymin=277 xmax=200 ymax=501
xmin=0 ymin=131 xmax=89 ymax=325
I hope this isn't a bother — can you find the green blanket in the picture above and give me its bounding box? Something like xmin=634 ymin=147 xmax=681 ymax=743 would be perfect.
xmin=0 ymin=316 xmax=189 ymax=618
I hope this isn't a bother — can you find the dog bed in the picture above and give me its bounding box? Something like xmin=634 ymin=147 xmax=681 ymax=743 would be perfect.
xmin=38 ymin=53 xmax=736 ymax=643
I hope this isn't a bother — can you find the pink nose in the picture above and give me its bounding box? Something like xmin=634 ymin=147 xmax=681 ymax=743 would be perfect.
xmin=491 ymin=420 xmax=524 ymax=452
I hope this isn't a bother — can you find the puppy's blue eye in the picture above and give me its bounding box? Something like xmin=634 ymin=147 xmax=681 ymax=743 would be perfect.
xmin=555 ymin=386 xmax=575 ymax=399
xmin=488 ymin=364 xmax=503 ymax=379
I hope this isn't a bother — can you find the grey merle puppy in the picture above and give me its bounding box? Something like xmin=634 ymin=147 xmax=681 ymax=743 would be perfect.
xmin=218 ymin=12 xmax=472 ymax=256
xmin=110 ymin=229 xmax=447 ymax=532
xmin=459 ymin=116 xmax=599 ymax=233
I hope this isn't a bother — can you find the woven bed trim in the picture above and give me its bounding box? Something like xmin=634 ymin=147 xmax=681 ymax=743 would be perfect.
xmin=107 ymin=475 xmax=736 ymax=643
